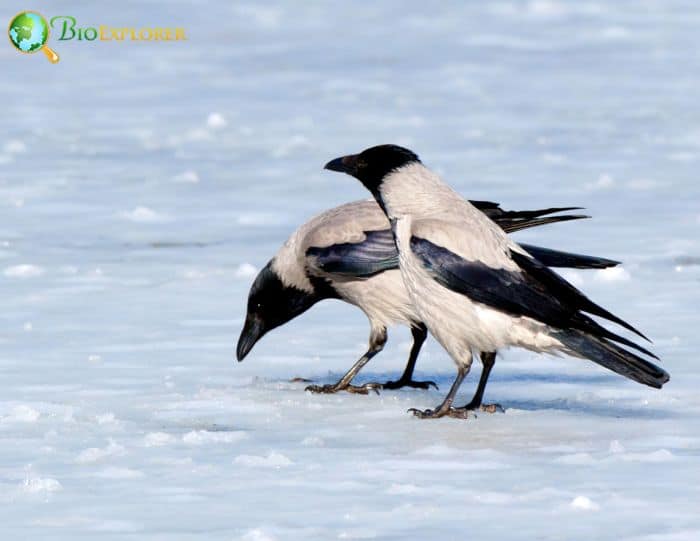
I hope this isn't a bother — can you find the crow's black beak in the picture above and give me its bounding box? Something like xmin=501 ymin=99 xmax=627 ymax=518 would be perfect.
xmin=236 ymin=316 xmax=266 ymax=361
xmin=324 ymin=154 xmax=357 ymax=174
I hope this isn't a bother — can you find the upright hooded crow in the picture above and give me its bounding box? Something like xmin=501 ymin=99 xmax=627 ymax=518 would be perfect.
xmin=325 ymin=145 xmax=668 ymax=418
xmin=237 ymin=198 xmax=620 ymax=410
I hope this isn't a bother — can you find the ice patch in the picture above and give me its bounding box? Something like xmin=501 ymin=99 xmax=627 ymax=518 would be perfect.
xmin=542 ymin=152 xmax=566 ymax=164
xmin=233 ymin=451 xmax=292 ymax=468
xmin=151 ymin=456 xmax=193 ymax=466
xmin=23 ymin=322 xmax=33 ymax=331
xmin=120 ymin=207 xmax=170 ymax=223
xmin=626 ymin=178 xmax=660 ymax=190
xmin=182 ymin=430 xmax=247 ymax=445
xmin=90 ymin=519 xmax=143 ymax=533
xmin=273 ymin=135 xmax=312 ymax=158
xmin=415 ymin=444 xmax=459 ymax=457
xmin=235 ymin=263 xmax=258 ymax=278
xmin=59 ymin=265 xmax=79 ymax=274
xmin=233 ymin=5 xmax=282 ymax=29
xmin=172 ymin=170 xmax=200 ymax=183
xmin=144 ymin=432 xmax=176 ymax=447
xmin=338 ymin=529 xmax=378 ymax=539
xmin=385 ymin=483 xmax=420 ymax=495
xmin=570 ymin=495 xmax=600 ymax=511
xmin=609 ymin=440 xmax=625 ymax=454
xmin=236 ymin=212 xmax=286 ymax=226
xmin=75 ymin=440 xmax=126 ymax=464
xmin=300 ymin=436 xmax=325 ymax=447
xmin=601 ymin=26 xmax=630 ymax=40
xmin=21 ymin=475 xmax=62 ymax=494
xmin=528 ymin=0 xmax=567 ymax=17
xmin=240 ymin=529 xmax=277 ymax=541
xmin=619 ymin=449 xmax=675 ymax=463
xmin=492 ymin=0 xmax=603 ymax=19
xmin=3 ymin=264 xmax=44 ymax=278
xmin=3 ymin=405 xmax=40 ymax=423
xmin=586 ymin=173 xmax=615 ymax=190
xmin=629 ymin=529 xmax=700 ymax=541
xmin=207 ymin=112 xmax=227 ymax=129
xmin=176 ymin=128 xmax=212 ymax=142
xmin=463 ymin=34 xmax=548 ymax=51
xmin=94 ymin=467 xmax=144 ymax=479
xmin=475 ymin=491 xmax=514 ymax=505
xmin=4 ymin=140 xmax=27 ymax=154
xmin=180 ymin=318 xmax=241 ymax=328
xmin=555 ymin=453 xmax=596 ymax=465
xmin=95 ymin=412 xmax=117 ymax=425
xmin=557 ymin=269 xmax=584 ymax=287
xmin=668 ymin=151 xmax=697 ymax=162
xmin=594 ymin=266 xmax=631 ymax=282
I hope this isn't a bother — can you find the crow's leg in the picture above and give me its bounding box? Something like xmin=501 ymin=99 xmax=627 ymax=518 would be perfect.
xmin=459 ymin=351 xmax=504 ymax=413
xmin=305 ymin=327 xmax=387 ymax=395
xmin=408 ymin=353 xmax=473 ymax=419
xmin=380 ymin=323 xmax=438 ymax=390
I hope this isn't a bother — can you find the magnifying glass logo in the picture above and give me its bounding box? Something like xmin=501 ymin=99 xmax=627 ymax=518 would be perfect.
xmin=8 ymin=11 xmax=60 ymax=63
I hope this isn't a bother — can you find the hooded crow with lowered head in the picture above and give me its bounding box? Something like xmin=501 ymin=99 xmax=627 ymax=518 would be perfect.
xmin=237 ymin=197 xmax=620 ymax=410
xmin=325 ymin=144 xmax=668 ymax=419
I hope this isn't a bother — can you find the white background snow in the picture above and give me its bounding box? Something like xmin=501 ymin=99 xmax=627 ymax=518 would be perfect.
xmin=2 ymin=1 xmax=699 ymax=539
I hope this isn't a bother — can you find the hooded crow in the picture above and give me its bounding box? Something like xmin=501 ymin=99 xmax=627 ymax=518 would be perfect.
xmin=237 ymin=198 xmax=620 ymax=410
xmin=326 ymin=144 xmax=668 ymax=418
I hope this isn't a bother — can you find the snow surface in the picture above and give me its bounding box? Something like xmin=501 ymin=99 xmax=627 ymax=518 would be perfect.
xmin=2 ymin=1 xmax=699 ymax=539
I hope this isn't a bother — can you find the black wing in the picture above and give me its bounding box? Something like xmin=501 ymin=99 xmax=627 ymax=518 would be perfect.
xmin=410 ymin=236 xmax=655 ymax=358
xmin=308 ymin=229 xmax=620 ymax=279
xmin=469 ymin=200 xmax=589 ymax=233
xmin=306 ymin=229 xmax=398 ymax=278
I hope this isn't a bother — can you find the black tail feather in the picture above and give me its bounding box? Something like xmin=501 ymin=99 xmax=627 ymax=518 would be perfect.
xmin=502 ymin=214 xmax=590 ymax=234
xmin=470 ymin=201 xmax=591 ymax=234
xmin=574 ymin=313 xmax=659 ymax=359
xmin=511 ymin=251 xmax=651 ymax=343
xmin=520 ymin=243 xmax=620 ymax=269
xmin=555 ymin=329 xmax=669 ymax=389
xmin=469 ymin=200 xmax=584 ymax=218
xmin=495 ymin=206 xmax=585 ymax=219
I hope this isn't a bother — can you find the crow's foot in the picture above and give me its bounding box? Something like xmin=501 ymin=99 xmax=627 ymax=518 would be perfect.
xmin=305 ymin=383 xmax=381 ymax=395
xmin=407 ymin=406 xmax=470 ymax=419
xmin=381 ymin=378 xmax=438 ymax=391
xmin=461 ymin=400 xmax=505 ymax=413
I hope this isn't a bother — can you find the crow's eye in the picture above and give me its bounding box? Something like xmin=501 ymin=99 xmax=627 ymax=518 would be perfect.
xmin=356 ymin=160 xmax=367 ymax=169
xmin=256 ymin=303 xmax=263 ymax=310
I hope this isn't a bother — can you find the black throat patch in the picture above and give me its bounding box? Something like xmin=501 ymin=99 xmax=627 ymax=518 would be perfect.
xmin=247 ymin=261 xmax=338 ymax=332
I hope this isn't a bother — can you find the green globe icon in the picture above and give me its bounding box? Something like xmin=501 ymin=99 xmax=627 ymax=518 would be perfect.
xmin=8 ymin=11 xmax=59 ymax=63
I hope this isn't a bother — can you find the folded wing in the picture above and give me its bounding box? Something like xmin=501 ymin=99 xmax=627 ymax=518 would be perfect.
xmin=307 ymin=229 xmax=398 ymax=278
xmin=410 ymin=234 xmax=654 ymax=357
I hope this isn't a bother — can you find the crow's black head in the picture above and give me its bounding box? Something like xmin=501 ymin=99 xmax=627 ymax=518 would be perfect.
xmin=324 ymin=144 xmax=421 ymax=198
xmin=236 ymin=261 xmax=322 ymax=361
